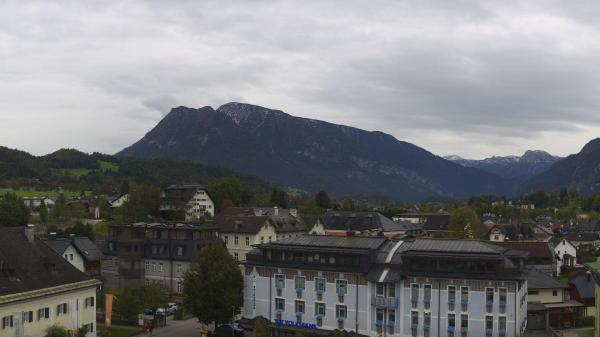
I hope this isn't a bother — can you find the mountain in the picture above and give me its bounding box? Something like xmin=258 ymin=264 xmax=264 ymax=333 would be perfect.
xmin=118 ymin=102 xmax=517 ymax=201
xmin=0 ymin=146 xmax=270 ymax=194
xmin=526 ymin=138 xmax=600 ymax=194
xmin=444 ymin=150 xmax=561 ymax=181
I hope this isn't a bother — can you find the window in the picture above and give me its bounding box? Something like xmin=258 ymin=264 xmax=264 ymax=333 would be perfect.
xmin=499 ymin=287 xmax=507 ymax=313
xmin=177 ymin=246 xmax=184 ymax=256
xmin=22 ymin=311 xmax=33 ymax=324
xmin=260 ymin=236 xmax=264 ymax=244
xmin=376 ymin=283 xmax=385 ymax=297
xmin=145 ymin=261 xmax=150 ymax=271
xmin=2 ymin=315 xmax=13 ymax=329
xmin=69 ymin=254 xmax=73 ymax=261
xmin=388 ymin=309 xmax=396 ymax=324
xmin=486 ymin=315 xmax=493 ymax=333
xmin=315 ymin=302 xmax=326 ymax=317
xmin=315 ymin=278 xmax=326 ymax=293
xmin=275 ymin=274 xmax=285 ymax=289
xmin=448 ymin=313 xmax=456 ymax=328
xmin=553 ymin=290 xmax=558 ymax=296
xmin=159 ymin=263 xmax=164 ymax=272
xmin=388 ymin=283 xmax=396 ymax=297
xmin=234 ymin=253 xmax=239 ymax=261
xmin=224 ymin=236 xmax=229 ymax=245
xmin=336 ymin=305 xmax=347 ymax=319
xmin=245 ymin=236 xmax=250 ymax=246
xmin=295 ymin=300 xmax=305 ymax=314
xmin=448 ymin=285 xmax=456 ymax=304
xmin=85 ymin=297 xmax=95 ymax=308
xmin=486 ymin=288 xmax=494 ymax=304
xmin=411 ymin=311 xmax=419 ymax=328
xmin=460 ymin=314 xmax=468 ymax=330
xmin=424 ymin=311 xmax=431 ymax=328
xmin=295 ymin=276 xmax=306 ymax=290
xmin=177 ymin=281 xmax=183 ymax=294
xmin=177 ymin=264 xmax=183 ymax=273
xmin=424 ymin=284 xmax=432 ymax=302
xmin=83 ymin=323 xmax=94 ymax=333
xmin=268 ymin=236 xmax=272 ymax=242
xmin=234 ymin=236 xmax=239 ymax=245
xmin=411 ymin=284 xmax=419 ymax=302
xmin=275 ymin=298 xmax=285 ymax=312
xmin=152 ymin=263 xmax=157 ymax=272
xmin=529 ymin=290 xmax=539 ymax=295
xmin=460 ymin=286 xmax=469 ymax=304
xmin=56 ymin=303 xmax=68 ymax=316
xmin=499 ymin=316 xmax=507 ymax=333
xmin=37 ymin=307 xmax=50 ymax=321
xmin=336 ymin=279 xmax=348 ymax=295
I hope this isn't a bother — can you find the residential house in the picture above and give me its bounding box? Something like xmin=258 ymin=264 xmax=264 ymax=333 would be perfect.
xmin=321 ymin=211 xmax=422 ymax=237
xmin=566 ymin=232 xmax=600 ymax=248
xmin=569 ymin=271 xmax=596 ymax=317
xmin=482 ymin=221 xmax=534 ymax=243
xmin=101 ymin=223 xmax=222 ymax=295
xmin=160 ymin=184 xmax=215 ymax=221
xmin=393 ymin=212 xmax=450 ymax=236
xmin=215 ymin=207 xmax=312 ymax=262
xmin=489 ymin=241 xmax=556 ymax=276
xmin=0 ymin=226 xmax=99 ymax=337
xmin=525 ymin=268 xmax=584 ymax=330
xmin=243 ymin=235 xmax=528 ymax=337
xmin=584 ymin=259 xmax=600 ymax=336
xmin=554 ymin=239 xmax=578 ymax=275
xmin=42 ymin=236 xmax=104 ymax=277
xmin=108 ymin=194 xmax=129 ymax=208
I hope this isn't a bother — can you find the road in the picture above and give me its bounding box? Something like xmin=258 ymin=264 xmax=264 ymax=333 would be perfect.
xmin=143 ymin=318 xmax=202 ymax=337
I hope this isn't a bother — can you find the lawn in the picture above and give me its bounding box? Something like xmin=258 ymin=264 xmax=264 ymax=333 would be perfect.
xmin=63 ymin=160 xmax=119 ymax=177
xmin=99 ymin=160 xmax=120 ymax=172
xmin=0 ymin=188 xmax=84 ymax=198
xmin=96 ymin=323 xmax=139 ymax=337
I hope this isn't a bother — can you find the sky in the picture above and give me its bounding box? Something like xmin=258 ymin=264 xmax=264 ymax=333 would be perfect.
xmin=1 ymin=1 xmax=600 ymax=159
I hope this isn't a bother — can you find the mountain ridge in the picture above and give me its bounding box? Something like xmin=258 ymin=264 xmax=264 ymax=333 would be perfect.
xmin=118 ymin=102 xmax=517 ymax=201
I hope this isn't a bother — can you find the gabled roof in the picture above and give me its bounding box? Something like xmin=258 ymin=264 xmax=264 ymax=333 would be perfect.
xmin=526 ymin=268 xmax=569 ymax=290
xmin=569 ymin=272 xmax=595 ymax=300
xmin=566 ymin=232 xmax=599 ymax=242
xmin=72 ymin=237 xmax=103 ymax=262
xmin=41 ymin=238 xmax=72 ymax=255
xmin=405 ymin=239 xmax=505 ymax=255
xmin=259 ymin=235 xmax=388 ymax=250
xmin=488 ymin=241 xmax=553 ymax=261
xmin=216 ymin=207 xmax=309 ymax=234
xmin=322 ymin=211 xmax=400 ymax=232
xmin=0 ymin=228 xmax=93 ymax=296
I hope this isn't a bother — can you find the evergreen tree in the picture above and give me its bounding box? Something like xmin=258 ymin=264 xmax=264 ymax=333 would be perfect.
xmin=315 ymin=190 xmax=331 ymax=209
xmin=0 ymin=193 xmax=30 ymax=226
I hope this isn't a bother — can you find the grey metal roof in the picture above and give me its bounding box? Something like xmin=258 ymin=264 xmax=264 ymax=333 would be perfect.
xmin=266 ymin=235 xmax=387 ymax=250
xmin=322 ymin=211 xmax=399 ymax=232
xmin=41 ymin=238 xmax=72 ymax=255
xmin=405 ymin=239 xmax=505 ymax=254
xmin=569 ymin=273 xmax=595 ymax=300
xmin=526 ymin=268 xmax=569 ymax=290
xmin=72 ymin=237 xmax=103 ymax=262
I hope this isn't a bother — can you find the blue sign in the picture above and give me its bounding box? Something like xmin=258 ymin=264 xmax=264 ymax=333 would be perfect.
xmin=275 ymin=319 xmax=317 ymax=330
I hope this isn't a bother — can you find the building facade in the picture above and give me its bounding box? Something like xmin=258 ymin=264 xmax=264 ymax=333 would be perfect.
xmin=216 ymin=207 xmax=313 ymax=261
xmin=0 ymin=227 xmax=99 ymax=337
xmin=243 ymin=235 xmax=528 ymax=337
xmin=160 ymin=184 xmax=215 ymax=221
xmin=101 ymin=223 xmax=222 ymax=295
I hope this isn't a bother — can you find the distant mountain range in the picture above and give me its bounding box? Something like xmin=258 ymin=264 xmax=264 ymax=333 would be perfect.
xmin=527 ymin=138 xmax=600 ymax=194
xmin=118 ymin=103 xmax=517 ymax=201
xmin=444 ymin=150 xmax=562 ymax=181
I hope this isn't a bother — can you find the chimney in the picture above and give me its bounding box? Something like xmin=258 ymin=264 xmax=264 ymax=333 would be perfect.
xmin=274 ymin=207 xmax=279 ymax=216
xmin=25 ymin=224 xmax=35 ymax=243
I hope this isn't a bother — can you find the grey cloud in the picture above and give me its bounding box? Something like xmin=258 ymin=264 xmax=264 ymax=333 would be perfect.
xmin=1 ymin=0 xmax=600 ymax=158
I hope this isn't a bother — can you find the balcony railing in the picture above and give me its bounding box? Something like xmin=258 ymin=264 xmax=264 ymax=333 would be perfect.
xmin=371 ymin=297 xmax=386 ymax=307
xmin=386 ymin=297 xmax=399 ymax=309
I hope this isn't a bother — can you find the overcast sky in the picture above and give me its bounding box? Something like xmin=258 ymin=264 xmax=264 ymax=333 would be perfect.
xmin=2 ymin=1 xmax=600 ymax=159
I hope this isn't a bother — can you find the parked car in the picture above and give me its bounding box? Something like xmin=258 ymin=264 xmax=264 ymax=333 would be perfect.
xmin=216 ymin=323 xmax=244 ymax=337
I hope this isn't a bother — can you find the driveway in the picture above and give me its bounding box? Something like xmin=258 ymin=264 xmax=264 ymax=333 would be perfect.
xmin=143 ymin=318 xmax=202 ymax=337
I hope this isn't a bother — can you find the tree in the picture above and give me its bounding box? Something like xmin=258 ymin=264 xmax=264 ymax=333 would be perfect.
xmin=183 ymin=244 xmax=243 ymax=326
xmin=39 ymin=202 xmax=48 ymax=223
xmin=254 ymin=318 xmax=269 ymax=337
xmin=315 ymin=191 xmax=331 ymax=209
xmin=45 ymin=324 xmax=69 ymax=337
xmin=118 ymin=184 xmax=161 ymax=222
xmin=449 ymin=206 xmax=478 ymax=239
xmin=0 ymin=193 xmax=30 ymax=226
xmin=269 ymin=189 xmax=288 ymax=208
xmin=341 ymin=198 xmax=355 ymax=211
xmin=208 ymin=177 xmax=242 ymax=211
xmin=113 ymin=283 xmax=168 ymax=322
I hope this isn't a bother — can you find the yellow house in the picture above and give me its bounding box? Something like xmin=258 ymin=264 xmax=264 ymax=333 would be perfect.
xmin=0 ymin=227 xmax=100 ymax=337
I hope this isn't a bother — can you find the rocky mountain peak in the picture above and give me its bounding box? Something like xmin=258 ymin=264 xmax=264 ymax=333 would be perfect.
xmin=217 ymin=102 xmax=289 ymax=126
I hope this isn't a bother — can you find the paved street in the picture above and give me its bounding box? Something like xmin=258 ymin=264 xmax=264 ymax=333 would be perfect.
xmin=142 ymin=318 xmax=202 ymax=337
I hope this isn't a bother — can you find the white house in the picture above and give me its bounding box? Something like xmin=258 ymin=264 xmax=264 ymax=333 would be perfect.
xmin=554 ymin=238 xmax=577 ymax=275
xmin=108 ymin=194 xmax=129 ymax=208
xmin=161 ymin=184 xmax=215 ymax=221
